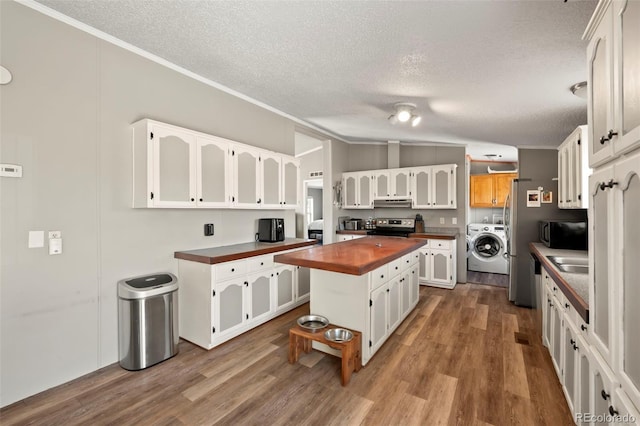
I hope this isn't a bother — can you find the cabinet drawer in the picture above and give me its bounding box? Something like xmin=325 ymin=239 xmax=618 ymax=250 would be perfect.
xmin=401 ymin=253 xmax=413 ymax=269
xmin=246 ymin=254 xmax=274 ymax=272
xmin=429 ymin=239 xmax=451 ymax=250
xmin=388 ymin=258 xmax=404 ymax=278
xmin=410 ymin=249 xmax=420 ymax=265
xmin=371 ymin=264 xmax=389 ymax=290
xmin=214 ymin=259 xmax=246 ymax=281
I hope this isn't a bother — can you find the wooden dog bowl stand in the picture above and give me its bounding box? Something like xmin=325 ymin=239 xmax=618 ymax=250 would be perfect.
xmin=288 ymin=324 xmax=362 ymax=386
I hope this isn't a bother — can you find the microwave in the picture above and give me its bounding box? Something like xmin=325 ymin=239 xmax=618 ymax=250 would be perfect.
xmin=258 ymin=218 xmax=285 ymax=242
xmin=539 ymin=221 xmax=587 ymax=250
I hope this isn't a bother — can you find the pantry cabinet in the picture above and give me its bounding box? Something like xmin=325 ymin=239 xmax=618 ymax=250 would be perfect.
xmin=469 ymin=173 xmax=517 ymax=208
xmin=132 ymin=118 xmax=299 ymax=209
xmin=558 ymin=126 xmax=591 ymax=209
xmin=586 ymin=0 xmax=640 ymax=168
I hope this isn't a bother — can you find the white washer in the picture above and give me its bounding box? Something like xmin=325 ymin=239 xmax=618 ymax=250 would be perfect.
xmin=467 ymin=223 xmax=508 ymax=274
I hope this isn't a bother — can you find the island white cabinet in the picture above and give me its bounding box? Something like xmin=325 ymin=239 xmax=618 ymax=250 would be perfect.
xmin=418 ymin=238 xmax=457 ymax=289
xmin=178 ymin=248 xmax=311 ymax=350
xmin=335 ymin=233 xmax=367 ymax=242
xmin=309 ymin=248 xmax=421 ymax=365
xmin=132 ymin=118 xmax=299 ymax=209
xmin=558 ymin=125 xmax=591 ymax=209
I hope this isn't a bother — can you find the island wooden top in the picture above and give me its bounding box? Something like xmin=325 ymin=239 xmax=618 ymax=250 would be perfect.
xmin=175 ymin=238 xmax=318 ymax=264
xmin=273 ymin=236 xmax=427 ymax=276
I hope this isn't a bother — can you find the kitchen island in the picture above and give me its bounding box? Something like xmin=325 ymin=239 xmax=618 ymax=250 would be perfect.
xmin=274 ymin=236 xmax=427 ymax=365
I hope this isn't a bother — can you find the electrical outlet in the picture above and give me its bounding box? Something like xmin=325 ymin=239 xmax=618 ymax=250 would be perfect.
xmin=452 ymin=218 xmax=457 ymax=225
xmin=440 ymin=217 xmax=445 ymax=225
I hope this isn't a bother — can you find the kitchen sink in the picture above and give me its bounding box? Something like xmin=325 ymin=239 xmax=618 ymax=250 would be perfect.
xmin=546 ymin=256 xmax=589 ymax=274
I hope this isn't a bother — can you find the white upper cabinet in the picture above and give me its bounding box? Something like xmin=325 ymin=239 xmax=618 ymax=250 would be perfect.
xmin=558 ymin=126 xmax=591 ymax=209
xmin=132 ymin=119 xmax=196 ymax=208
xmin=342 ymin=163 xmax=457 ymax=210
xmin=412 ymin=164 xmax=457 ymax=209
xmin=372 ymin=170 xmax=390 ymax=199
xmin=586 ymin=0 xmax=640 ymax=167
xmin=233 ymin=145 xmax=261 ymax=208
xmin=389 ymin=168 xmax=411 ymax=198
xmin=342 ymin=171 xmax=373 ymax=209
xmin=281 ymin=157 xmax=300 ymax=208
xmin=260 ymin=151 xmax=282 ymax=208
xmin=132 ymin=118 xmax=298 ymax=209
xmin=197 ymin=135 xmax=231 ymax=208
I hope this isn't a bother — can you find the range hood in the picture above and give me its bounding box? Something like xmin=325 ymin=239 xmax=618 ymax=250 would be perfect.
xmin=373 ymin=198 xmax=413 ymax=208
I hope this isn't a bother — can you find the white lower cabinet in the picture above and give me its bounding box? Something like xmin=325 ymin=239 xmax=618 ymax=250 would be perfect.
xmin=418 ymin=238 xmax=457 ymax=289
xmin=335 ymin=233 xmax=366 ymax=242
xmin=178 ymin=248 xmax=310 ymax=350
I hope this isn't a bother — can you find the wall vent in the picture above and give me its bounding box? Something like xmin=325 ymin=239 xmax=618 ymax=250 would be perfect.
xmin=309 ymin=171 xmax=323 ymax=178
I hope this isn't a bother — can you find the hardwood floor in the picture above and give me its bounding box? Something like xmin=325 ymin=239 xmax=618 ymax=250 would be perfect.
xmin=467 ymin=270 xmax=509 ymax=288
xmin=0 ymin=284 xmax=573 ymax=425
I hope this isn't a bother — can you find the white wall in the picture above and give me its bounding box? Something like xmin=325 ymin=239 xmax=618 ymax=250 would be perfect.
xmin=0 ymin=2 xmax=302 ymax=406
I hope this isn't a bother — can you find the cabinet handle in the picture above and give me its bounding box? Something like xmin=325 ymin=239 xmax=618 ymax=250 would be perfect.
xmin=257 ymin=198 xmax=261 ymax=204
xmin=600 ymin=135 xmax=609 ymax=145
xmin=570 ymin=339 xmax=575 ymax=345
xmin=607 ymin=129 xmax=618 ymax=139
xmin=573 ymin=343 xmax=579 ymax=350
xmin=260 ymin=262 xmax=264 ymax=266
xmin=231 ymin=268 xmax=235 ymax=272
xmin=581 ymin=324 xmax=587 ymax=331
xmin=566 ymin=199 xmax=572 ymax=202
xmin=609 ymin=406 xmax=619 ymax=416
xmin=381 ymin=275 xmax=384 ymax=279
xmin=599 ymin=180 xmax=618 ymax=191
xmin=191 ymin=198 xmax=195 ymax=202
xmin=244 ymin=281 xmax=248 ymax=286
xmin=565 ymin=303 xmax=569 ymax=309
xmin=199 ymin=198 xmax=203 ymax=202
xmin=601 ymin=390 xmax=610 ymax=400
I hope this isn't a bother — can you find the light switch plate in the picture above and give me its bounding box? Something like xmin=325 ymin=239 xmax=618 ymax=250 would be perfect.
xmin=452 ymin=218 xmax=457 ymax=225
xmin=440 ymin=217 xmax=445 ymax=224
xmin=0 ymin=164 xmax=22 ymax=178
xmin=49 ymin=238 xmax=62 ymax=255
xmin=28 ymin=231 xmax=44 ymax=248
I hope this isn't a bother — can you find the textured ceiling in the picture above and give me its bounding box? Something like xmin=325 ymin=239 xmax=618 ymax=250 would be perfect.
xmin=35 ymin=0 xmax=598 ymax=161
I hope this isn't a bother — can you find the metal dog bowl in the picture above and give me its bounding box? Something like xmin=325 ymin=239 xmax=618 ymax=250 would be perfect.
xmin=324 ymin=328 xmax=353 ymax=343
xmin=297 ymin=315 xmax=329 ymax=332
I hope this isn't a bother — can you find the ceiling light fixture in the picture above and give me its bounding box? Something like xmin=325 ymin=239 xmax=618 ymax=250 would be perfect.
xmin=389 ymin=103 xmax=421 ymax=127
xmin=570 ymin=81 xmax=587 ymax=99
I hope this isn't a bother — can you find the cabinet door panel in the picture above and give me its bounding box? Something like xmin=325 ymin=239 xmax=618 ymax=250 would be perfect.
xmin=470 ymin=174 xmax=493 ymax=207
xmin=262 ymin=154 xmax=281 ymax=207
xmin=432 ymin=167 xmax=451 ymax=208
xmin=388 ymin=278 xmax=401 ymax=331
xmin=494 ymin=174 xmax=516 ymax=207
xmin=410 ymin=265 xmax=419 ymax=306
xmin=431 ymin=250 xmax=450 ymax=283
xmin=392 ymin=170 xmax=410 ymax=197
xmin=619 ymin=155 xmax=640 ymax=405
xmin=587 ymin=5 xmax=614 ymax=167
xmin=401 ymin=272 xmax=411 ymax=317
xmin=370 ymin=285 xmax=388 ymax=355
xmin=374 ymin=172 xmax=390 ymax=198
xmin=217 ymin=280 xmax=244 ymax=334
xmin=344 ymin=174 xmax=357 ymax=208
xmin=418 ymin=249 xmax=430 ymax=284
xmin=589 ymin=168 xmax=613 ymax=362
xmin=198 ymin=137 xmax=229 ymax=206
xmin=297 ymin=266 xmax=310 ymax=300
xmin=275 ymin=267 xmax=295 ymax=311
xmin=564 ymin=323 xmax=577 ymax=413
xmin=283 ymin=159 xmax=299 ymax=207
xmin=236 ymin=148 xmax=259 ymax=206
xmin=413 ymin=168 xmax=431 ymax=207
xmin=248 ymin=273 xmax=272 ymax=321
xmin=359 ymin=174 xmax=372 ymax=207
xmin=154 ymin=126 xmax=195 ymax=205
xmin=617 ymin=0 xmax=640 ymax=153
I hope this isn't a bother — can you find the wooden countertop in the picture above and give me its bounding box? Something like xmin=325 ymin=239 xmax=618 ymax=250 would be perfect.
xmin=273 ymin=236 xmax=427 ymax=276
xmin=174 ymin=238 xmax=318 ymax=264
xmin=530 ymin=242 xmax=589 ymax=323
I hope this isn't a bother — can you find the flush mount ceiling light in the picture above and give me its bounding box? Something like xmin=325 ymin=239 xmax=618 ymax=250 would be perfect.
xmin=570 ymin=81 xmax=587 ymax=99
xmin=388 ymin=103 xmax=422 ymax=127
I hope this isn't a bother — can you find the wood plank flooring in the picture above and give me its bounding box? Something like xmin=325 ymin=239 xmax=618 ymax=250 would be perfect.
xmin=467 ymin=270 xmax=509 ymax=288
xmin=0 ymin=284 xmax=573 ymax=425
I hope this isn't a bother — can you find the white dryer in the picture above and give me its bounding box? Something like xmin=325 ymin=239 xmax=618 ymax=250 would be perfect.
xmin=467 ymin=223 xmax=508 ymax=274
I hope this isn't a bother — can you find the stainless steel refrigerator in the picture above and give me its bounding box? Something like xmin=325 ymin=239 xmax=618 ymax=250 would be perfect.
xmin=504 ymin=178 xmax=586 ymax=307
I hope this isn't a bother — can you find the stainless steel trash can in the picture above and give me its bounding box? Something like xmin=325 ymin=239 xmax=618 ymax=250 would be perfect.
xmin=118 ymin=273 xmax=179 ymax=370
